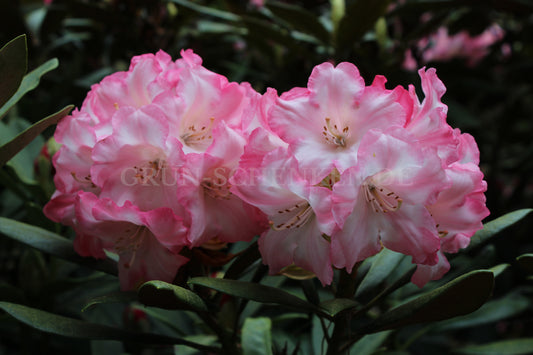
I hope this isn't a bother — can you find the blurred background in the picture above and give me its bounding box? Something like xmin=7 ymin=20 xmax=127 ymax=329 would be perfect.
xmin=0 ymin=0 xmax=532 ymax=354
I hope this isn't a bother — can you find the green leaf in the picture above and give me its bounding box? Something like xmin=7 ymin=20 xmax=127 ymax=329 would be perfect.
xmin=319 ymin=298 xmax=359 ymax=318
xmin=168 ymin=0 xmax=240 ymax=21
xmin=349 ymin=330 xmax=392 ymax=355
xmin=456 ymin=338 xmax=533 ymax=355
xmin=517 ymin=254 xmax=533 ymax=274
xmin=0 ymin=35 xmax=27 ymax=109
xmin=336 ymin=0 xmax=391 ymax=52
xmin=224 ymin=241 xmax=261 ymax=280
xmin=0 ymin=217 xmax=117 ymax=276
xmin=356 ymin=249 xmax=406 ymax=297
xmin=189 ymin=277 xmax=320 ymax=314
xmin=0 ymin=301 xmax=218 ymax=351
xmin=364 ymin=270 xmax=494 ymax=332
xmin=0 ymin=58 xmax=59 ymax=120
xmin=241 ymin=317 xmax=273 ymax=355
xmin=0 ymin=105 xmax=73 ymax=166
xmin=82 ymin=291 xmax=138 ymax=312
xmin=266 ymin=1 xmax=330 ymax=43
xmin=138 ymin=280 xmax=207 ymax=312
xmin=174 ymin=335 xmax=219 ymax=355
xmin=467 ymin=209 xmax=533 ymax=250
xmin=433 ymin=292 xmax=530 ymax=332
xmin=488 ymin=263 xmax=510 ymax=278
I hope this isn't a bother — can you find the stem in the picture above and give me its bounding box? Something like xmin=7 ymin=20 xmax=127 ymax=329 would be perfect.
xmin=326 ymin=268 xmax=358 ymax=355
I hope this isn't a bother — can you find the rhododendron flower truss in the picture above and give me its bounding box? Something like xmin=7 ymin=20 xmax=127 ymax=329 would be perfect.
xmin=268 ymin=62 xmax=406 ymax=183
xmin=331 ymin=129 xmax=448 ymax=273
xmin=231 ymin=128 xmax=337 ymax=285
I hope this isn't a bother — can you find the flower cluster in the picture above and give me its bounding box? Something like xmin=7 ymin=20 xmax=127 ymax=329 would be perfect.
xmin=44 ymin=50 xmax=489 ymax=290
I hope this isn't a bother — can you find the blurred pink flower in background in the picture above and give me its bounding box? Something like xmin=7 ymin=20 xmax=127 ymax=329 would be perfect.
xmin=404 ymin=24 xmax=505 ymax=70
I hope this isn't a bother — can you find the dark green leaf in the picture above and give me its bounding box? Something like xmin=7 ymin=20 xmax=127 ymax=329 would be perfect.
xmin=433 ymin=292 xmax=530 ymax=332
xmin=364 ymin=270 xmax=494 ymax=332
xmin=456 ymin=338 xmax=533 ymax=355
xmin=0 ymin=217 xmax=117 ymax=276
xmin=82 ymin=291 xmax=138 ymax=312
xmin=0 ymin=58 xmax=59 ymax=120
xmin=266 ymin=1 xmax=330 ymax=43
xmin=356 ymin=249 xmax=406 ymax=297
xmin=224 ymin=241 xmax=261 ymax=280
xmin=517 ymin=254 xmax=533 ymax=274
xmin=488 ymin=263 xmax=510 ymax=278
xmin=0 ymin=35 xmax=27 ymax=109
xmin=0 ymin=301 xmax=219 ymax=351
xmin=336 ymin=0 xmax=391 ymax=52
xmin=467 ymin=209 xmax=533 ymax=250
xmin=319 ymin=298 xmax=359 ymax=318
xmin=189 ymin=277 xmax=320 ymax=314
xmin=241 ymin=317 xmax=273 ymax=355
xmin=138 ymin=280 xmax=207 ymax=312
xmin=349 ymin=330 xmax=392 ymax=355
xmin=174 ymin=335 xmax=219 ymax=355
xmin=0 ymin=105 xmax=73 ymax=166
xmin=168 ymin=0 xmax=240 ymax=21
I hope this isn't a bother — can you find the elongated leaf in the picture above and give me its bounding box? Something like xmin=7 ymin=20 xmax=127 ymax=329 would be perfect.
xmin=336 ymin=0 xmax=391 ymax=52
xmin=0 ymin=35 xmax=27 ymax=109
xmin=489 ymin=263 xmax=510 ymax=278
xmin=0 ymin=301 xmax=219 ymax=352
xmin=241 ymin=317 xmax=273 ymax=355
xmin=517 ymin=254 xmax=533 ymax=274
xmin=0 ymin=105 xmax=73 ymax=166
xmin=0 ymin=58 xmax=59 ymax=120
xmin=467 ymin=209 xmax=533 ymax=250
xmin=456 ymin=338 xmax=533 ymax=355
xmin=82 ymin=291 xmax=138 ymax=312
xmin=349 ymin=330 xmax=392 ymax=355
xmin=433 ymin=292 xmax=530 ymax=332
xmin=224 ymin=241 xmax=261 ymax=280
xmin=319 ymin=298 xmax=359 ymax=318
xmin=266 ymin=1 xmax=330 ymax=43
xmin=356 ymin=249 xmax=406 ymax=297
xmin=365 ymin=270 xmax=494 ymax=332
xmin=0 ymin=217 xmax=117 ymax=275
xmin=168 ymin=0 xmax=240 ymax=21
xmin=189 ymin=277 xmax=320 ymax=314
xmin=138 ymin=280 xmax=207 ymax=312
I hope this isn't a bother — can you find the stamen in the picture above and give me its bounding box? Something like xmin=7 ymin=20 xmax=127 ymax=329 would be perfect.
xmin=202 ymin=179 xmax=232 ymax=200
xmin=71 ymin=172 xmax=96 ymax=188
xmin=181 ymin=117 xmax=215 ymax=147
xmin=115 ymin=226 xmax=146 ymax=268
xmin=322 ymin=117 xmax=349 ymax=147
xmin=270 ymin=202 xmax=314 ymax=230
xmin=364 ymin=182 xmax=402 ymax=213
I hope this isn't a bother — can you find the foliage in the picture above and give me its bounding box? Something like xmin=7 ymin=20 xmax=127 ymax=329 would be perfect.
xmin=1 ymin=0 xmax=532 ymax=354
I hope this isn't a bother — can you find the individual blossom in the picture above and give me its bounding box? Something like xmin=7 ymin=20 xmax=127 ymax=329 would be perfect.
xmin=331 ymin=128 xmax=448 ymax=273
xmin=231 ymin=127 xmax=337 ymax=285
xmin=268 ymin=62 xmax=406 ymax=183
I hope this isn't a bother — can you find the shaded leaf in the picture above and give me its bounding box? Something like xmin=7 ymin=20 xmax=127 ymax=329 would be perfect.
xmin=364 ymin=270 xmax=494 ymax=332
xmin=0 ymin=105 xmax=73 ymax=166
xmin=456 ymin=338 xmax=533 ymax=355
xmin=241 ymin=317 xmax=273 ymax=355
xmin=349 ymin=330 xmax=392 ymax=355
xmin=0 ymin=35 xmax=27 ymax=109
xmin=174 ymin=335 xmax=218 ymax=355
xmin=0 ymin=301 xmax=218 ymax=351
xmin=189 ymin=277 xmax=320 ymax=314
xmin=266 ymin=1 xmax=330 ymax=43
xmin=336 ymin=0 xmax=391 ymax=52
xmin=224 ymin=241 xmax=261 ymax=280
xmin=433 ymin=292 xmax=530 ymax=332
xmin=356 ymin=249 xmax=406 ymax=297
xmin=517 ymin=254 xmax=533 ymax=274
xmin=82 ymin=291 xmax=138 ymax=312
xmin=467 ymin=209 xmax=533 ymax=250
xmin=168 ymin=0 xmax=240 ymax=21
xmin=0 ymin=58 xmax=59 ymax=120
xmin=319 ymin=298 xmax=359 ymax=318
xmin=0 ymin=217 xmax=117 ymax=275
xmin=488 ymin=263 xmax=510 ymax=278
xmin=138 ymin=280 xmax=207 ymax=312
